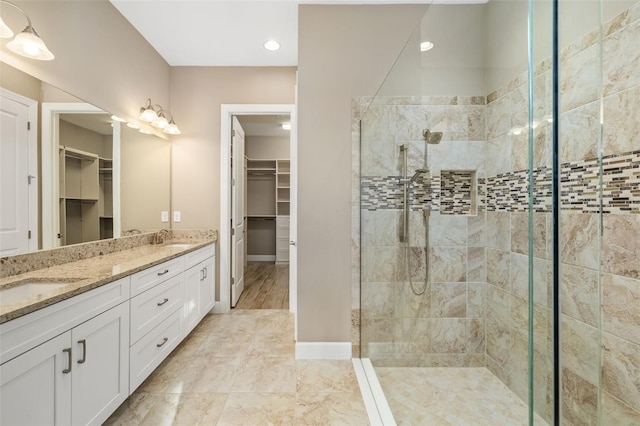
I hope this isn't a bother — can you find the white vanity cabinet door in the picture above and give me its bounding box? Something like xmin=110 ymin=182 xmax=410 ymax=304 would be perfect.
xmin=71 ymin=302 xmax=129 ymax=426
xmin=0 ymin=332 xmax=72 ymax=426
xmin=183 ymin=256 xmax=215 ymax=336
xmin=199 ymin=258 xmax=215 ymax=318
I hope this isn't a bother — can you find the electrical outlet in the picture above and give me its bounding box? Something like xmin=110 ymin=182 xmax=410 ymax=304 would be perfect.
xmin=173 ymin=211 xmax=181 ymax=222
xmin=161 ymin=211 xmax=169 ymax=222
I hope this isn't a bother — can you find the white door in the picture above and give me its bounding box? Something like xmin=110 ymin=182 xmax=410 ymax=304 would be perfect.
xmin=0 ymin=332 xmax=72 ymax=425
xmin=0 ymin=91 xmax=37 ymax=256
xmin=231 ymin=116 xmax=246 ymax=307
xmin=289 ymin=89 xmax=298 ymax=317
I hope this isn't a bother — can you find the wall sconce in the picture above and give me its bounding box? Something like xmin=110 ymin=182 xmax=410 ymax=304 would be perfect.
xmin=139 ymin=98 xmax=181 ymax=135
xmin=0 ymin=0 xmax=54 ymax=60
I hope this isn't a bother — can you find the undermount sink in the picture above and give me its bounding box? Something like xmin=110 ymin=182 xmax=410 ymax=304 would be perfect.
xmin=0 ymin=281 xmax=76 ymax=306
xmin=163 ymin=243 xmax=193 ymax=249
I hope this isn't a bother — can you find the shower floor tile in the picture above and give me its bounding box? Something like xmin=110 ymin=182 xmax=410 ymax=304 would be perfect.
xmin=375 ymin=367 xmax=549 ymax=425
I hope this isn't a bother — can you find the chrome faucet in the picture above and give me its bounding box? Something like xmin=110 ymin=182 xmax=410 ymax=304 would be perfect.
xmin=154 ymin=229 xmax=170 ymax=245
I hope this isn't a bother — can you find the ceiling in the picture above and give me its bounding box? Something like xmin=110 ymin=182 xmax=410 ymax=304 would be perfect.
xmin=60 ymin=113 xmax=114 ymax=136
xmin=236 ymin=114 xmax=291 ymax=137
xmin=109 ymin=0 xmax=487 ymax=67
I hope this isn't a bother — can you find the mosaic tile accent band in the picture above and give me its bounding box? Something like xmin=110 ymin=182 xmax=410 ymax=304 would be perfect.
xmin=361 ymin=150 xmax=640 ymax=214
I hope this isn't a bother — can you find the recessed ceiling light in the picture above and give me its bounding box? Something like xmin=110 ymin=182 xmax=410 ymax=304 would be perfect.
xmin=282 ymin=123 xmax=291 ymax=130
xmin=420 ymin=41 xmax=434 ymax=52
xmin=264 ymin=40 xmax=280 ymax=51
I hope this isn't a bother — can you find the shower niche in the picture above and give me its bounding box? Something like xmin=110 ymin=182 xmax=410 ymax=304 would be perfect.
xmin=439 ymin=170 xmax=477 ymax=216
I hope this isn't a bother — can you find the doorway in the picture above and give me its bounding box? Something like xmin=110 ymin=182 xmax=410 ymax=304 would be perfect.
xmin=218 ymin=104 xmax=297 ymax=317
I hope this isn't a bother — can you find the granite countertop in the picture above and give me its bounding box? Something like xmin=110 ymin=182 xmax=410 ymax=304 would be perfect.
xmin=0 ymin=239 xmax=215 ymax=324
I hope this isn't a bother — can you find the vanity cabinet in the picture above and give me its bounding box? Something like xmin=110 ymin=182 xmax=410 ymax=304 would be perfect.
xmin=0 ymin=298 xmax=129 ymax=426
xmin=0 ymin=243 xmax=216 ymax=424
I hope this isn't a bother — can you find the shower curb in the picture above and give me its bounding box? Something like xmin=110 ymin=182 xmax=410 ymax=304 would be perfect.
xmin=353 ymin=358 xmax=397 ymax=426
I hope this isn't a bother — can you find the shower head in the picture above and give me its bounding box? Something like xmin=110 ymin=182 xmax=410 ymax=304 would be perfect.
xmin=423 ymin=129 xmax=443 ymax=144
xmin=409 ymin=168 xmax=429 ymax=183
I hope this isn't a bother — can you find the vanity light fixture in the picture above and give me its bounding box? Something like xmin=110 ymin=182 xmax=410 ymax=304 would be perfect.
xmin=139 ymin=98 xmax=181 ymax=135
xmin=126 ymin=122 xmax=140 ymax=130
xmin=111 ymin=114 xmax=126 ymax=122
xmin=0 ymin=0 xmax=54 ymax=60
xmin=139 ymin=128 xmax=152 ymax=135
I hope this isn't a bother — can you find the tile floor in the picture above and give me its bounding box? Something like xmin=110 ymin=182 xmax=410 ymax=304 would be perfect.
xmin=105 ymin=309 xmax=369 ymax=425
xmin=376 ymin=366 xmax=549 ymax=425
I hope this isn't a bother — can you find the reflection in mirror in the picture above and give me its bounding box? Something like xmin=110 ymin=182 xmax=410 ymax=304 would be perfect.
xmin=57 ymin=112 xmax=114 ymax=245
xmin=0 ymin=61 xmax=171 ymax=255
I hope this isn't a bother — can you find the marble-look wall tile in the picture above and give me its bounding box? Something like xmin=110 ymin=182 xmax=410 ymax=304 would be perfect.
xmin=429 ymin=213 xmax=468 ymax=246
xmin=467 ymin=247 xmax=486 ymax=283
xmin=486 ymin=211 xmax=510 ymax=250
xmin=361 ymin=282 xmax=396 ymax=320
xmin=429 ymin=247 xmax=467 ymax=282
xmin=468 ymin=211 xmax=486 ymax=247
xmin=508 ymin=332 xmax=529 ymax=387
xmin=421 ymin=105 xmax=470 ymax=141
xmin=510 ymin=212 xmax=528 ymax=255
xmin=396 ymin=282 xmax=431 ymax=319
xmin=431 ymin=283 xmax=467 ymax=318
xmin=561 ymin=212 xmax=600 ymax=270
xmin=486 ymin=135 xmax=512 ymax=176
xmin=469 ymin=318 xmax=485 ymax=354
xmin=430 ymin=318 xmax=468 ymax=353
xmin=486 ymin=285 xmax=511 ymax=366
xmin=486 ymin=94 xmax=512 ymax=139
xmin=562 ymin=367 xmax=598 ymax=426
xmin=395 ymin=318 xmax=432 ymax=354
xmin=603 ymin=19 xmax=640 ymax=96
xmin=603 ymin=214 xmax=640 ymax=279
xmin=603 ymin=332 xmax=640 ymax=412
xmin=560 ymin=43 xmax=600 ymax=113
xmin=360 ymin=210 xmax=398 ymax=247
xmin=408 ymin=210 xmax=427 ymax=247
xmin=603 ymin=85 xmax=640 ymax=156
xmin=360 ymin=318 xmax=395 ymax=344
xmin=360 ymin=138 xmax=397 ymax=177
xmin=602 ymin=391 xmax=640 ymax=425
xmin=361 ymin=246 xmax=397 ymax=282
xmin=561 ymin=316 xmax=601 ymax=385
xmin=510 ymin=253 xmax=549 ymax=307
xmin=467 ymin=282 xmax=486 ymax=318
xmin=510 ymin=132 xmax=528 ymax=172
xmin=560 ymin=100 xmax=599 ymax=162
xmin=487 ymin=248 xmax=510 ymax=290
xmin=561 ymin=264 xmax=600 ymax=327
xmin=468 ymin=105 xmax=486 ymax=141
xmin=604 ymin=273 xmax=640 ymax=345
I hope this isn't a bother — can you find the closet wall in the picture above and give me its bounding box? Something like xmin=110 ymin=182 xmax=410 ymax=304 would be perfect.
xmin=246 ymin=136 xmax=290 ymax=262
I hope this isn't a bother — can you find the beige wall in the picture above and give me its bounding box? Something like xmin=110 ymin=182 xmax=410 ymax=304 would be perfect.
xmin=169 ymin=66 xmax=296 ymax=295
xmin=297 ymin=4 xmax=428 ymax=343
xmin=59 ymin=120 xmax=108 ymax=157
xmin=1 ymin=0 xmax=170 ymax=126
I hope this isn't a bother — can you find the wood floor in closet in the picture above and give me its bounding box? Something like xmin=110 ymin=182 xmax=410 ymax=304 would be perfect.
xmin=235 ymin=262 xmax=289 ymax=309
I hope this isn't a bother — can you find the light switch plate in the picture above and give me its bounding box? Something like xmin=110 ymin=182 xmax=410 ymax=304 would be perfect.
xmin=173 ymin=211 xmax=181 ymax=222
xmin=161 ymin=211 xmax=169 ymax=222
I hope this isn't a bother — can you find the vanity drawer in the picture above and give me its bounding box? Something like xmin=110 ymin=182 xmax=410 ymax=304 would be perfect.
xmin=184 ymin=244 xmax=215 ymax=269
xmin=130 ymin=274 xmax=183 ymax=345
xmin=129 ymin=309 xmax=182 ymax=393
xmin=130 ymin=257 xmax=184 ymax=297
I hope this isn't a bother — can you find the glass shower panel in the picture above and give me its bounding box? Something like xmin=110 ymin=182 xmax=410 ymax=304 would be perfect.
xmin=358 ymin=1 xmax=546 ymax=423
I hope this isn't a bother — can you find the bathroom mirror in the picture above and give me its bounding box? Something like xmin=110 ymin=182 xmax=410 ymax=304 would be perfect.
xmin=0 ymin=61 xmax=171 ymax=254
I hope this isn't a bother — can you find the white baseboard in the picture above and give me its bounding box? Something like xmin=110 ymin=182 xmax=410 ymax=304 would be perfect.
xmin=247 ymin=255 xmax=276 ymax=262
xmin=295 ymin=342 xmax=352 ymax=360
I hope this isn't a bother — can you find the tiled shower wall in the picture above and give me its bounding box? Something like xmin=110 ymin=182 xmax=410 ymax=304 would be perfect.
xmin=353 ymin=2 xmax=640 ymax=424
xmin=354 ymin=96 xmax=488 ymax=367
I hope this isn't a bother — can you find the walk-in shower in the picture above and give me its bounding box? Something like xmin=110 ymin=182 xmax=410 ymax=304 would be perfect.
xmin=357 ymin=0 xmax=639 ymax=424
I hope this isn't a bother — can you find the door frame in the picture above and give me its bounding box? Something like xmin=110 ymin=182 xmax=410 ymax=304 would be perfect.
xmin=0 ymin=88 xmax=38 ymax=253
xmin=218 ymin=104 xmax=296 ymax=315
xmin=41 ymin=103 xmax=121 ymax=249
